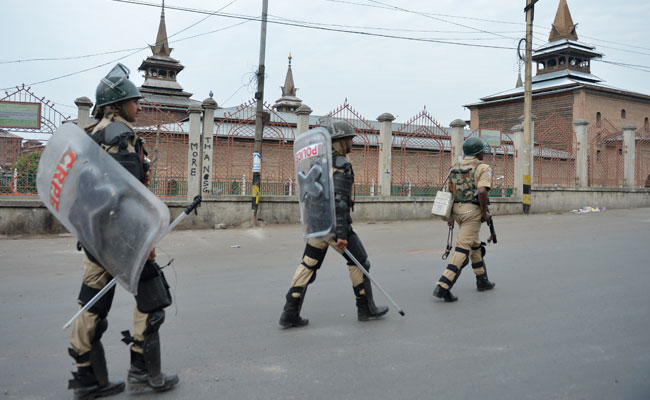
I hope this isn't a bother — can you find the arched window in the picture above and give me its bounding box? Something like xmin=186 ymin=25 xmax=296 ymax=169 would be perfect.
xmin=644 ymin=117 xmax=649 ymax=133
xmin=537 ymin=62 xmax=545 ymax=71
xmin=621 ymin=109 xmax=626 ymax=119
xmin=559 ymin=57 xmax=566 ymax=66
xmin=596 ymin=112 xmax=601 ymax=127
xmin=548 ymin=59 xmax=557 ymax=69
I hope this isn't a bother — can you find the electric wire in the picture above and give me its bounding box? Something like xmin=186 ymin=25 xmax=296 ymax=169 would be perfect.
xmin=0 ymin=0 xmax=240 ymax=91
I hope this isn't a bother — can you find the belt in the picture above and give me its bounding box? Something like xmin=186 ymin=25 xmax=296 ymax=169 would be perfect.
xmin=453 ymin=206 xmax=480 ymax=216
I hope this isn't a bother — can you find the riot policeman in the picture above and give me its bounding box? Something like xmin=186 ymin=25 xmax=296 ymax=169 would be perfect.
xmin=279 ymin=121 xmax=389 ymax=327
xmin=433 ymin=137 xmax=496 ymax=302
xmin=67 ymin=63 xmax=178 ymax=398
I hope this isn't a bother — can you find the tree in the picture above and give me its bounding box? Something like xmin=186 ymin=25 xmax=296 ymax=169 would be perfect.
xmin=12 ymin=151 xmax=41 ymax=194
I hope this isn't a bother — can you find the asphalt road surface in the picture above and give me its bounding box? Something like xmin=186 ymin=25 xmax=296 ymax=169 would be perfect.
xmin=1 ymin=208 xmax=649 ymax=399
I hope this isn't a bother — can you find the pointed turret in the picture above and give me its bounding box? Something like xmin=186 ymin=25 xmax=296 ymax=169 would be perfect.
xmin=548 ymin=0 xmax=578 ymax=42
xmin=151 ymin=0 xmax=172 ymax=56
xmin=137 ymin=0 xmax=200 ymax=118
xmin=273 ymin=53 xmax=303 ymax=113
xmin=531 ymin=0 xmax=602 ymax=78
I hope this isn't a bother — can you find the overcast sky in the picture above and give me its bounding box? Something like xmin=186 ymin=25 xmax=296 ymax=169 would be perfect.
xmin=2 ymin=0 xmax=649 ymax=128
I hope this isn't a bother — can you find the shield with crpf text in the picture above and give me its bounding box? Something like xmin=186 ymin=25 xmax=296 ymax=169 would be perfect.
xmin=36 ymin=123 xmax=169 ymax=294
xmin=294 ymin=127 xmax=335 ymax=241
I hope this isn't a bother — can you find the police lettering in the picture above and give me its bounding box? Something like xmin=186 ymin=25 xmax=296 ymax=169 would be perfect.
xmin=295 ymin=144 xmax=319 ymax=163
xmin=49 ymin=150 xmax=76 ymax=211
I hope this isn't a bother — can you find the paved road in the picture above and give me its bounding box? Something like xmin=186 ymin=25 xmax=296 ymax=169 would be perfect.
xmin=1 ymin=208 xmax=649 ymax=399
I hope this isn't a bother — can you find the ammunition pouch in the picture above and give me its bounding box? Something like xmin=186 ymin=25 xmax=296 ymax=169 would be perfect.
xmin=135 ymin=261 xmax=172 ymax=313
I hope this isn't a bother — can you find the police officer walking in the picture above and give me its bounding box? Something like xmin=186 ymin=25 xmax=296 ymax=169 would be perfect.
xmin=279 ymin=121 xmax=389 ymax=327
xmin=67 ymin=64 xmax=178 ymax=398
xmin=433 ymin=137 xmax=496 ymax=302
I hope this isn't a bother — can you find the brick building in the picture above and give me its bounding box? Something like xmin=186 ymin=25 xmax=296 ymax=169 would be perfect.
xmin=465 ymin=0 xmax=650 ymax=134
xmin=0 ymin=130 xmax=23 ymax=169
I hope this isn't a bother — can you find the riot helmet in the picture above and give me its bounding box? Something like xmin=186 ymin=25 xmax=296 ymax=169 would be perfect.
xmin=95 ymin=63 xmax=142 ymax=108
xmin=325 ymin=120 xmax=356 ymax=141
xmin=462 ymin=136 xmax=486 ymax=156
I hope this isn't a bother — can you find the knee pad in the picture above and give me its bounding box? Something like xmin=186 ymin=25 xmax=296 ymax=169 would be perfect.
xmin=302 ymin=244 xmax=327 ymax=271
xmin=78 ymin=283 xmax=116 ymax=319
xmin=145 ymin=310 xmax=166 ymax=335
xmin=92 ymin=318 xmax=108 ymax=343
xmin=346 ymin=233 xmax=368 ymax=264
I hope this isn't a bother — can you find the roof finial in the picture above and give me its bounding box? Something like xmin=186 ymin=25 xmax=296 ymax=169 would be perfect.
xmin=549 ymin=0 xmax=578 ymax=42
xmin=162 ymin=0 xmax=165 ymax=18
xmin=288 ymin=52 xmax=292 ymax=66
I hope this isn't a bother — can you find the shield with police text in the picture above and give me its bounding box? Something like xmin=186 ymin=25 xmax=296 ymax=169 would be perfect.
xmin=36 ymin=123 xmax=169 ymax=294
xmin=294 ymin=127 xmax=335 ymax=241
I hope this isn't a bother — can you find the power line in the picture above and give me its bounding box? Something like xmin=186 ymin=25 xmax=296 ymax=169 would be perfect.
xmin=0 ymin=0 xmax=241 ymax=91
xmin=0 ymin=48 xmax=143 ymax=65
xmin=365 ymin=0 xmax=518 ymax=41
xmin=333 ymin=0 xmax=650 ymax=58
xmin=326 ymin=0 xmax=522 ymax=26
xmin=594 ymin=59 xmax=650 ymax=73
xmin=113 ymin=0 xmax=517 ymax=49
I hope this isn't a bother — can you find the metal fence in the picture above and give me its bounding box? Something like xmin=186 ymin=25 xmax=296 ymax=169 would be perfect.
xmin=0 ymin=85 xmax=72 ymax=195
xmin=534 ymin=112 xmax=577 ymax=187
xmin=587 ymin=118 xmax=624 ymax=187
xmin=137 ymin=101 xmax=188 ymax=197
xmin=470 ymin=121 xmax=516 ymax=197
xmin=212 ymin=99 xmax=295 ymax=196
xmin=392 ymin=108 xmax=451 ymax=197
xmin=635 ymin=136 xmax=650 ymax=187
xmin=322 ymin=100 xmax=379 ymax=196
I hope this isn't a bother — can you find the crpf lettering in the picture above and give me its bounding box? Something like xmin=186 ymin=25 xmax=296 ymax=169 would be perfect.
xmin=49 ymin=150 xmax=76 ymax=211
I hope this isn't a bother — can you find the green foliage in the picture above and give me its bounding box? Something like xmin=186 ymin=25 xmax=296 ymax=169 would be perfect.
xmin=11 ymin=152 xmax=41 ymax=194
xmin=13 ymin=151 xmax=41 ymax=175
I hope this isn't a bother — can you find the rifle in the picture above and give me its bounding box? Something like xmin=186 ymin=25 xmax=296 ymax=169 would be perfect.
xmin=487 ymin=216 xmax=497 ymax=244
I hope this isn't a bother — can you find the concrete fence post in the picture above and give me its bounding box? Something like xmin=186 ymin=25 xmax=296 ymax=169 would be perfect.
xmin=74 ymin=97 xmax=93 ymax=129
xmin=295 ymin=104 xmax=312 ymax=136
xmin=573 ymin=119 xmax=589 ymax=188
xmin=623 ymin=124 xmax=637 ymax=188
xmin=377 ymin=112 xmax=395 ymax=197
xmin=201 ymin=98 xmax=217 ymax=196
xmin=512 ymin=124 xmax=524 ymax=196
xmin=187 ymin=104 xmax=203 ymax=201
xmin=450 ymin=119 xmax=466 ymax=165
xmin=519 ymin=113 xmax=536 ymax=182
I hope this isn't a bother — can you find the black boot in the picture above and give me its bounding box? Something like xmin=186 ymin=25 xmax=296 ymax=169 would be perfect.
xmin=68 ymin=349 xmax=124 ymax=400
xmin=433 ymin=285 xmax=458 ymax=302
xmin=476 ymin=274 xmax=495 ymax=291
xmin=355 ymin=277 xmax=389 ymax=321
xmin=127 ymin=333 xmax=178 ymax=393
xmin=279 ymin=288 xmax=309 ymax=328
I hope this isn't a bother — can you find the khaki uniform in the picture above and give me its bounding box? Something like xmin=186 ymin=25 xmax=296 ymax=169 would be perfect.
xmin=436 ymin=156 xmax=492 ymax=290
xmin=69 ymin=113 xmax=150 ymax=367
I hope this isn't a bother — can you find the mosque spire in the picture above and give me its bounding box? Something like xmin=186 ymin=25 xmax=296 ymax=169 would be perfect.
xmin=151 ymin=0 xmax=172 ymax=56
xmin=281 ymin=53 xmax=297 ymax=97
xmin=548 ymin=0 xmax=578 ymax=42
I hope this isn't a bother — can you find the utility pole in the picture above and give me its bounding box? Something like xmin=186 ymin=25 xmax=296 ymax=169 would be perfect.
xmin=251 ymin=0 xmax=269 ymax=226
xmin=522 ymin=0 xmax=537 ymax=214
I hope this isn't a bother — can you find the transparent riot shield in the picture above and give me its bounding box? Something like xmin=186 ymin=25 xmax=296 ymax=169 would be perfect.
xmin=36 ymin=123 xmax=169 ymax=294
xmin=294 ymin=127 xmax=335 ymax=241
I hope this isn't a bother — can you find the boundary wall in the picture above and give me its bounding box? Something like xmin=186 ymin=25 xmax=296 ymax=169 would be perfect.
xmin=2 ymin=191 xmax=648 ymax=235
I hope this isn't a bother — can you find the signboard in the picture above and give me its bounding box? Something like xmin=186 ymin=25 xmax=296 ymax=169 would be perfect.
xmin=0 ymin=101 xmax=41 ymax=129
xmin=480 ymin=129 xmax=501 ymax=147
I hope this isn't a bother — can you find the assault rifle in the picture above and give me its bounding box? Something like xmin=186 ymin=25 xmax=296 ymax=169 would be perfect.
xmin=486 ymin=216 xmax=497 ymax=244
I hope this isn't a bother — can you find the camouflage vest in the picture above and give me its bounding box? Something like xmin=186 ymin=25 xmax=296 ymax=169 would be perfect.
xmin=449 ymin=159 xmax=480 ymax=202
